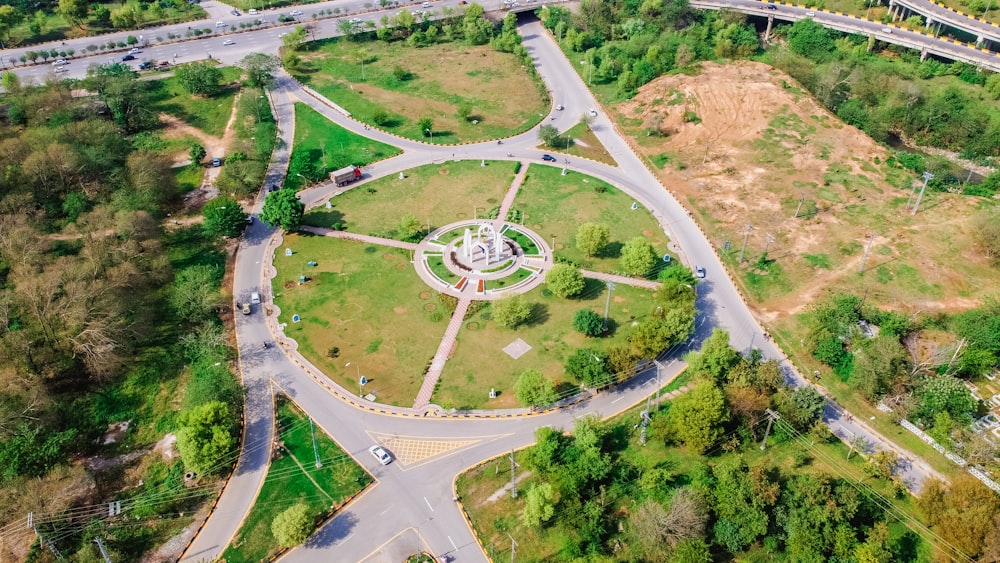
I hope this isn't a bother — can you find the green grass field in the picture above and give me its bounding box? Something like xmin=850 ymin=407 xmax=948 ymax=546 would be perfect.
xmin=147 ymin=67 xmax=243 ymax=137
xmin=221 ymin=397 xmax=370 ymax=562
xmin=285 ymin=103 xmax=402 ymax=190
xmin=272 ymin=234 xmax=446 ymax=406
xmin=289 ymin=39 xmax=548 ymax=143
xmin=554 ymin=120 xmax=617 ymax=165
xmin=435 ymin=280 xmax=661 ymax=410
xmin=302 ymin=160 xmax=516 ymax=239
xmin=7 ymin=2 xmax=206 ymax=47
xmin=516 ymin=165 xmax=670 ymax=275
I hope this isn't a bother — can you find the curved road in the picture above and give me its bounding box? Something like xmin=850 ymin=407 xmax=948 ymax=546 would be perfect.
xmin=176 ymin=14 xmax=951 ymax=563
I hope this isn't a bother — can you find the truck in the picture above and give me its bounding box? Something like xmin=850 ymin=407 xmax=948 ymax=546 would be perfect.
xmin=331 ymin=165 xmax=362 ymax=187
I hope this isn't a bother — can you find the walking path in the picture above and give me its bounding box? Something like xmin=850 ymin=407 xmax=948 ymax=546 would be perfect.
xmin=413 ymin=298 xmax=472 ymax=410
xmin=298 ymin=225 xmax=419 ymax=251
xmin=493 ymin=161 xmax=528 ymax=231
xmin=581 ymin=269 xmax=663 ymax=291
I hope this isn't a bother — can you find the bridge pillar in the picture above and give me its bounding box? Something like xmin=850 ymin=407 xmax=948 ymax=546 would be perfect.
xmin=765 ymin=15 xmax=774 ymax=40
xmin=925 ymin=16 xmax=933 ymax=28
xmin=867 ymin=34 xmax=875 ymax=52
xmin=920 ymin=47 xmax=928 ymax=61
xmin=977 ymin=34 xmax=985 ymax=46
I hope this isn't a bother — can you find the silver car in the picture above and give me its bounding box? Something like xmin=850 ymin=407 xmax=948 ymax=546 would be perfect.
xmin=369 ymin=445 xmax=392 ymax=465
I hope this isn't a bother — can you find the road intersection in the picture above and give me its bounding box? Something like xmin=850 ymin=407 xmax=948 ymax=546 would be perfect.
xmin=178 ymin=15 xmax=949 ymax=563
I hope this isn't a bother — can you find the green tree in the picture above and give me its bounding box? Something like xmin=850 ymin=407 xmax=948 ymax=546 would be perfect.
xmin=202 ymin=197 xmax=248 ymax=239
xmin=169 ymin=265 xmax=222 ymax=323
xmin=271 ymin=503 xmax=315 ymax=547
xmin=672 ymin=538 xmax=713 ymax=563
xmin=176 ymin=401 xmax=236 ymax=475
xmin=0 ymin=71 xmax=19 ymax=93
xmin=573 ymin=309 xmax=604 ymax=337
xmin=851 ymin=335 xmax=910 ymax=401
xmin=684 ymin=329 xmax=739 ymax=383
xmin=456 ymin=102 xmax=472 ymax=121
xmin=261 ymin=188 xmax=305 ymax=231
xmin=539 ymin=124 xmax=561 ymax=147
xmin=912 ymin=375 xmax=977 ymax=424
xmin=666 ymin=381 xmax=729 ymax=453
xmin=175 ymin=61 xmax=223 ymax=96
xmin=659 ymin=263 xmax=697 ymax=286
xmin=774 ymin=386 xmax=826 ymax=431
xmin=565 ymin=348 xmax=610 ymax=387
xmin=854 ymin=522 xmax=892 ymax=563
xmin=714 ymin=22 xmax=758 ymax=59
xmin=576 ymin=222 xmax=610 ymax=257
xmin=398 ymin=213 xmax=422 ymax=240
xmin=238 ymin=53 xmax=280 ymax=89
xmin=418 ymin=117 xmax=433 ymax=137
xmin=786 ymin=18 xmax=836 ymax=61
xmin=971 ymin=207 xmax=1000 ymax=265
xmin=514 ymin=369 xmax=558 ymax=407
xmin=189 ymin=143 xmax=206 ymax=165
xmin=0 ymin=6 xmax=25 ymax=46
xmin=522 ymin=482 xmax=556 ymax=528
xmin=281 ymin=25 xmax=308 ymax=51
xmin=463 ymin=3 xmax=493 ymax=45
xmin=712 ymin=461 xmax=776 ymax=551
xmin=492 ymin=295 xmax=531 ymax=329
xmin=629 ymin=306 xmax=695 ymax=358
xmin=620 ymin=236 xmax=658 ymax=276
xmin=546 ymin=263 xmax=585 ymax=298
xmin=371 ymin=109 xmax=391 ymax=126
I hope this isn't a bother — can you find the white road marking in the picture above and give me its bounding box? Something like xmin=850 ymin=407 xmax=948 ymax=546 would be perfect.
xmin=424 ymin=496 xmax=434 ymax=512
xmin=611 ymin=396 xmax=626 ymax=404
xmin=379 ymin=506 xmax=391 ymax=516
xmin=448 ymin=535 xmax=458 ymax=551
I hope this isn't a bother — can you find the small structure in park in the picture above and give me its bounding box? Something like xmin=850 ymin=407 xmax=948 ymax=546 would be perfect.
xmin=460 ymin=223 xmax=505 ymax=268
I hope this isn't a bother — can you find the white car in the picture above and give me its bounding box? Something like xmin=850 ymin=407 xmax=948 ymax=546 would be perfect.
xmin=54 ymin=66 xmax=69 ymax=73
xmin=215 ymin=21 xmax=226 ymax=27
xmin=588 ymin=108 xmax=598 ymax=117
xmin=349 ymin=17 xmax=362 ymax=24
xmin=249 ymin=8 xmax=258 ymax=14
xmin=52 ymin=59 xmax=68 ymax=66
xmin=422 ymin=1 xmax=431 ymax=7
xmin=695 ymin=266 xmax=707 ymax=278
xmin=290 ymin=9 xmax=303 ymax=15
xmin=881 ymin=27 xmax=893 ymax=34
xmin=805 ymin=11 xmax=815 ymax=16
xmin=223 ymin=39 xmax=235 ymax=45
xmin=129 ymin=47 xmax=140 ymax=54
xmin=369 ymin=445 xmax=392 ymax=465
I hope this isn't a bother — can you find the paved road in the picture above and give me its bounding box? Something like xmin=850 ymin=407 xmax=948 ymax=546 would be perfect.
xmin=179 ymin=15 xmax=949 ymax=562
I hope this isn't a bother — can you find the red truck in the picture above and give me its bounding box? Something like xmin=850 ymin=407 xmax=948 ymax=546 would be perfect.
xmin=331 ymin=165 xmax=362 ymax=187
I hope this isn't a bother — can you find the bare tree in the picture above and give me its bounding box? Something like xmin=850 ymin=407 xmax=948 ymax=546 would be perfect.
xmin=633 ymin=488 xmax=709 ymax=557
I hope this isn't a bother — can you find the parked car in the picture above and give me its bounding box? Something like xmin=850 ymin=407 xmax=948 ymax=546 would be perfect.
xmin=138 ymin=61 xmax=153 ymax=70
xmin=369 ymin=445 xmax=392 ymax=465
xmin=212 ymin=157 xmax=222 ymax=167
xmin=122 ymin=54 xmax=135 ymax=61
xmin=695 ymin=266 xmax=707 ymax=278
xmin=349 ymin=17 xmax=362 ymax=24
xmin=249 ymin=8 xmax=258 ymax=14
xmin=541 ymin=154 xmax=557 ymax=162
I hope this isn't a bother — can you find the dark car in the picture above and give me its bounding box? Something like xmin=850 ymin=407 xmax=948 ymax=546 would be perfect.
xmin=122 ymin=54 xmax=135 ymax=61
xmin=231 ymin=9 xmax=241 ymax=15
xmin=541 ymin=154 xmax=557 ymax=162
xmin=138 ymin=61 xmax=153 ymax=70
xmin=765 ymin=3 xmax=777 ymax=9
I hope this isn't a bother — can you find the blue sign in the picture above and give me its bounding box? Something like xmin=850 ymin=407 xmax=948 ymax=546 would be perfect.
xmin=631 ymin=202 xmax=638 ymax=210
xmin=663 ymin=254 xmax=671 ymax=263
xmin=360 ymin=376 xmax=368 ymax=386
xmin=285 ymin=248 xmax=293 ymax=256
xmin=292 ymin=314 xmax=301 ymax=323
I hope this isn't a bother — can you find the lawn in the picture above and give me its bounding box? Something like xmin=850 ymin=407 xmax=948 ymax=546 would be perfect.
xmin=6 ymin=1 xmax=206 ymax=47
xmin=173 ymin=163 xmax=205 ymax=193
xmin=271 ymin=234 xmax=446 ymax=406
xmin=457 ymin=399 xmax=934 ymax=562
xmin=302 ymin=160 xmax=516 ymax=240
xmin=551 ymin=120 xmax=617 ymax=166
xmin=515 ymin=165 xmax=670 ymax=275
xmin=284 ymin=103 xmax=402 ymax=191
xmin=434 ymin=280 xmax=661 ymax=410
xmin=221 ymin=397 xmax=370 ymax=562
xmin=289 ymin=39 xmax=549 ymax=143
xmin=147 ymin=67 xmax=243 ymax=137
xmin=216 ymin=87 xmax=278 ymax=197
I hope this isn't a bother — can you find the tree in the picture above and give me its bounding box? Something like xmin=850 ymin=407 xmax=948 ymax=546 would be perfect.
xmin=786 ymin=18 xmax=836 ymax=61
xmin=629 ymin=306 xmax=695 ymax=358
xmin=261 ymin=188 xmax=305 ymax=231
xmin=565 ymin=348 xmax=610 ymax=387
xmin=666 ymin=382 xmax=729 ymax=453
xmin=522 ymin=482 xmax=556 ymax=528
xmin=918 ymin=475 xmax=1000 ymax=557
xmin=456 ymin=102 xmax=472 ymax=121
xmin=851 ymin=335 xmax=910 ymax=401
xmin=175 ymin=61 xmax=223 ymax=96
xmin=418 ymin=117 xmax=433 ymax=137
xmin=189 ymin=143 xmax=206 ymax=165
xmin=238 ymin=53 xmax=280 ymax=89
xmin=633 ymin=488 xmax=709 ymax=556
xmin=492 ymin=295 xmax=531 ymax=329
xmin=971 ymin=207 xmax=1000 ymax=265
xmin=203 ymin=197 xmax=248 ymax=239
xmin=539 ymin=124 xmax=561 ymax=147
xmin=576 ymin=222 xmax=610 ymax=257
xmin=774 ymin=386 xmax=826 ymax=431
xmin=398 ymin=213 xmax=422 ymax=240
xmin=546 ymin=263 xmax=585 ymax=298
xmin=175 ymin=401 xmax=237 ymax=475
xmin=712 ymin=461 xmax=778 ymax=552
xmin=672 ymin=539 xmax=712 ymax=563
xmin=912 ymin=375 xmax=977 ymax=424
xmin=659 ymin=263 xmax=697 ymax=286
xmin=0 ymin=6 xmax=25 ymax=47
xmin=281 ymin=25 xmax=308 ymax=51
xmin=854 ymin=522 xmax=892 ymax=563
xmin=620 ymin=236 xmax=658 ymax=276
xmin=169 ymin=265 xmax=222 ymax=323
xmin=684 ymin=329 xmax=739 ymax=383
xmin=463 ymin=3 xmax=493 ymax=45
xmin=1 ymin=71 xmax=19 ymax=93
xmin=271 ymin=503 xmax=315 ymax=547
xmin=514 ymin=369 xmax=558 ymax=407
xmin=573 ymin=309 xmax=604 ymax=337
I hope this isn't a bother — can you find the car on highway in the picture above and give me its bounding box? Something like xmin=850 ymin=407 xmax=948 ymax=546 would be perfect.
xmin=349 ymin=17 xmax=362 ymax=24
xmin=805 ymin=11 xmax=815 ymax=16
xmin=215 ymin=21 xmax=226 ymax=27
xmin=223 ymin=39 xmax=235 ymax=45
xmin=555 ymin=104 xmax=564 ymax=110
xmin=54 ymin=66 xmax=69 ymax=73
xmin=541 ymin=154 xmax=557 ymax=162
xmin=129 ymin=47 xmax=141 ymax=54
xmin=138 ymin=61 xmax=153 ymax=70
xmin=230 ymin=9 xmax=240 ymax=15
xmin=249 ymin=8 xmax=258 ymax=14
xmin=369 ymin=445 xmax=392 ymax=465
xmin=290 ymin=9 xmax=303 ymax=15
xmin=122 ymin=54 xmax=135 ymax=61
xmin=765 ymin=3 xmax=777 ymax=9
xmin=52 ymin=59 xmax=68 ymax=66
xmin=881 ymin=27 xmax=893 ymax=34
xmin=589 ymin=108 xmax=598 ymax=116
xmin=695 ymin=266 xmax=707 ymax=278
xmin=422 ymin=1 xmax=431 ymax=6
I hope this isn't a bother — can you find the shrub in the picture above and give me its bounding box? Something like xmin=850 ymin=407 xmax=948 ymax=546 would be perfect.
xmin=573 ymin=309 xmax=604 ymax=337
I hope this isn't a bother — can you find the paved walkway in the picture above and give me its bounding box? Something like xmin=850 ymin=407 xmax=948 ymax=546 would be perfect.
xmin=580 ymin=269 xmax=662 ymax=291
xmin=493 ymin=161 xmax=528 ymax=231
xmin=299 ymin=225 xmax=419 ymax=251
xmin=413 ymin=298 xmax=472 ymax=410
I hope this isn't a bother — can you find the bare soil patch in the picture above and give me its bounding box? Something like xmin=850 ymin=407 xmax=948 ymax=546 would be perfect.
xmin=618 ymin=60 xmax=998 ymax=322
xmin=394 ymin=306 xmax=408 ymax=314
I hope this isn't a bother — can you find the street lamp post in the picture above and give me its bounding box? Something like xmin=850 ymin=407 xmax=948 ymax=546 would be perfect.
xmin=346 ymin=361 xmax=361 ymax=396
xmin=603 ymin=281 xmax=616 ymax=331
xmin=425 ymin=128 xmax=432 ymax=141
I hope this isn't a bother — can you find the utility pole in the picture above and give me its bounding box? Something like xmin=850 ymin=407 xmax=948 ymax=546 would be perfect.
xmin=763 ymin=233 xmax=776 ymax=256
xmin=793 ymin=196 xmax=804 ymax=218
xmin=759 ymin=409 xmax=779 ymax=450
xmin=909 ymin=171 xmax=934 ymax=215
xmin=639 ymin=405 xmax=651 ymax=445
xmin=508 ymin=533 xmax=518 ymax=563
xmin=94 ymin=537 xmax=112 ymax=563
xmin=509 ymin=450 xmax=518 ymax=499
xmin=310 ymin=417 xmax=322 ymax=468
xmin=602 ymin=281 xmax=616 ymax=331
xmin=738 ymin=224 xmax=753 ymax=262
xmin=858 ymin=233 xmax=876 ymax=274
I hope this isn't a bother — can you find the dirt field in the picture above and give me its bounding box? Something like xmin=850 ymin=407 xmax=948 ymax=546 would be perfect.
xmin=616 ymin=61 xmax=998 ymax=324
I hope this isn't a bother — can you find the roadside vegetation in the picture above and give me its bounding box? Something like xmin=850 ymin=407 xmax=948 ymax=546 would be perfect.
xmin=220 ymin=396 xmax=371 ymax=563
xmin=459 ymin=331 xmax=1000 ymax=561
xmin=284 ymin=6 xmax=549 ymax=143
xmin=0 ymin=56 xmax=275 ymax=560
